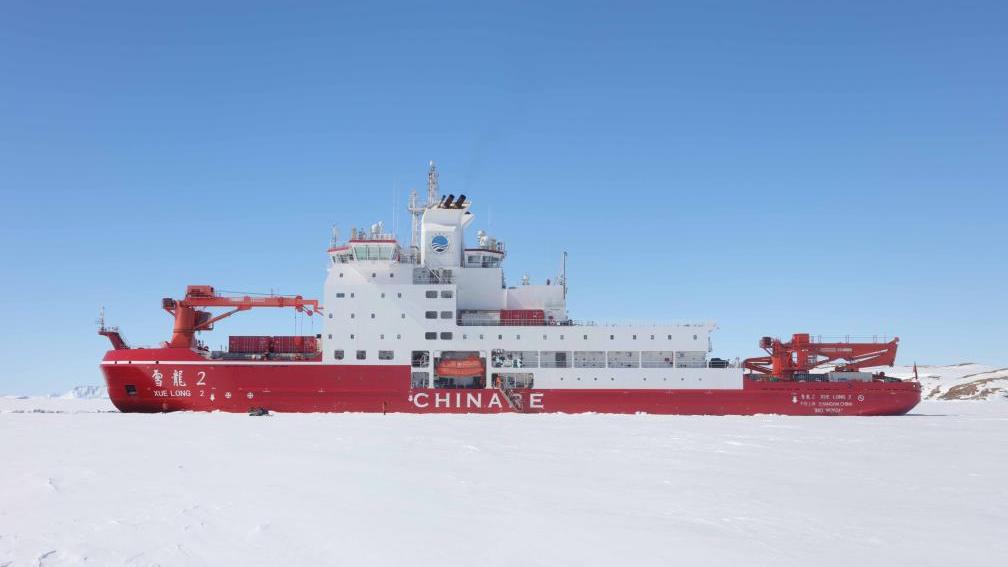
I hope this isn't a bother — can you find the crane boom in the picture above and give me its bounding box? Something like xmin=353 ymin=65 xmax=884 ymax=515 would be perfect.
xmin=162 ymin=285 xmax=321 ymax=349
xmin=743 ymin=333 xmax=898 ymax=381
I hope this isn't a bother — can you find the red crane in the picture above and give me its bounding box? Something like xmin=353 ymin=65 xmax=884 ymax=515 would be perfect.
xmin=743 ymin=333 xmax=898 ymax=381
xmin=162 ymin=285 xmax=322 ymax=349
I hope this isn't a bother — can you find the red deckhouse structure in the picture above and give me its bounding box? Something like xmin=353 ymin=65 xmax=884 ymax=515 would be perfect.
xmin=99 ymin=162 xmax=920 ymax=415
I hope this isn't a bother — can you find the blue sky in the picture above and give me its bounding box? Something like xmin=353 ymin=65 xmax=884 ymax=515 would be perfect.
xmin=1 ymin=1 xmax=1005 ymax=394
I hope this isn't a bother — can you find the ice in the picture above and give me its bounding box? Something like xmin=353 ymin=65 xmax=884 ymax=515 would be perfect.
xmin=1 ymin=399 xmax=1006 ymax=566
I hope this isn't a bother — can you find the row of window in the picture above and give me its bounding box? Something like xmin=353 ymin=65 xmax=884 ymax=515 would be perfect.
xmin=490 ymin=350 xmax=708 ymax=369
xmin=332 ymin=350 xmax=396 ymax=360
xmin=333 ymin=289 xmax=453 ymax=300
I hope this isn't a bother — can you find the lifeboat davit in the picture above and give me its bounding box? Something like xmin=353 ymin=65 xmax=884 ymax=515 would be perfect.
xmin=436 ymin=355 xmax=485 ymax=378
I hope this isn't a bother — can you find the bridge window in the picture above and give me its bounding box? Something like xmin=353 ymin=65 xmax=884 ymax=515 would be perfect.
xmin=440 ymin=311 xmax=453 ymax=319
xmin=333 ymin=350 xmax=344 ymax=360
xmin=356 ymin=350 xmax=366 ymax=360
xmin=379 ymin=350 xmax=394 ymax=360
xmin=425 ymin=290 xmax=438 ymax=298
xmin=440 ymin=290 xmax=454 ymax=298
xmin=425 ymin=311 xmax=437 ymax=319
xmin=425 ymin=332 xmax=437 ymax=340
xmin=440 ymin=332 xmax=453 ymax=340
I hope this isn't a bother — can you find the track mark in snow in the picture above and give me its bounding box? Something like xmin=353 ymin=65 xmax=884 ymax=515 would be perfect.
xmin=35 ymin=550 xmax=56 ymax=566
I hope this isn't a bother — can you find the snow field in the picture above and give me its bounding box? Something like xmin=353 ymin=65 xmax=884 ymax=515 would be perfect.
xmin=1 ymin=400 xmax=1006 ymax=566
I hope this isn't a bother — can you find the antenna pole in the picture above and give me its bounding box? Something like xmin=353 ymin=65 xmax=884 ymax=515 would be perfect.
xmin=562 ymin=251 xmax=568 ymax=299
xmin=427 ymin=160 xmax=439 ymax=205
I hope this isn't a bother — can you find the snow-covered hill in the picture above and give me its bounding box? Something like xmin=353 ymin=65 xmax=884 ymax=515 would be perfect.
xmin=57 ymin=384 xmax=107 ymax=400
xmin=878 ymin=363 xmax=1008 ymax=401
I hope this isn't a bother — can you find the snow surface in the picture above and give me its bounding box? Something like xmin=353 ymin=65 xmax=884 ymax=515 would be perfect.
xmin=2 ymin=399 xmax=1006 ymax=566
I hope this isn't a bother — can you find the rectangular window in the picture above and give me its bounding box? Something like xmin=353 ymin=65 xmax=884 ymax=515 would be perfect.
xmin=492 ymin=372 xmax=534 ymax=388
xmin=379 ymin=350 xmax=394 ymax=360
xmin=676 ymin=351 xmax=707 ymax=368
xmin=440 ymin=290 xmax=454 ymax=298
xmin=440 ymin=332 xmax=453 ymax=340
xmin=425 ymin=311 xmax=437 ymax=319
xmin=333 ymin=350 xmax=345 ymax=360
xmin=540 ymin=351 xmax=571 ymax=368
xmin=356 ymin=350 xmax=366 ymax=360
xmin=411 ymin=371 xmax=430 ymax=388
xmin=411 ymin=351 xmax=430 ymax=367
xmin=425 ymin=332 xmax=437 ymax=340
xmin=641 ymin=351 xmax=675 ymax=368
xmin=606 ymin=351 xmax=639 ymax=368
xmin=491 ymin=350 xmax=539 ymax=368
xmin=425 ymin=290 xmax=438 ymax=298
xmin=335 ymin=292 xmax=345 ymax=298
xmin=573 ymin=351 xmax=606 ymax=368
xmin=440 ymin=311 xmax=453 ymax=319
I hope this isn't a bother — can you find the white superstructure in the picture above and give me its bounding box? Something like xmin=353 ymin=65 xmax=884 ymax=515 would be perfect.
xmin=322 ymin=163 xmax=742 ymax=390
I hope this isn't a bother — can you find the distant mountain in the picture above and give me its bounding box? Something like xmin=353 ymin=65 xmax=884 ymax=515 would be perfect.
xmin=58 ymin=385 xmax=108 ymax=400
xmin=880 ymin=364 xmax=1008 ymax=401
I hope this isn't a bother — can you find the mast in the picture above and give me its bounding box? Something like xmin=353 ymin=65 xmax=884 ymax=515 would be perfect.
xmin=408 ymin=189 xmax=422 ymax=256
xmin=427 ymin=160 xmax=439 ymax=206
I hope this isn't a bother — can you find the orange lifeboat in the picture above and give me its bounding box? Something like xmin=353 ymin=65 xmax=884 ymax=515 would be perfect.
xmin=436 ymin=355 xmax=485 ymax=378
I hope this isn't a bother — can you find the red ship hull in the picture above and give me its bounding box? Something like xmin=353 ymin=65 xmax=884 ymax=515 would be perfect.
xmin=101 ymin=348 xmax=921 ymax=416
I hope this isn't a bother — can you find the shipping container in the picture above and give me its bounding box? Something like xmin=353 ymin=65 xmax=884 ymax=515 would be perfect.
xmin=229 ymin=336 xmax=271 ymax=353
xmin=500 ymin=309 xmax=546 ymax=325
xmin=271 ymin=336 xmax=317 ymax=353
